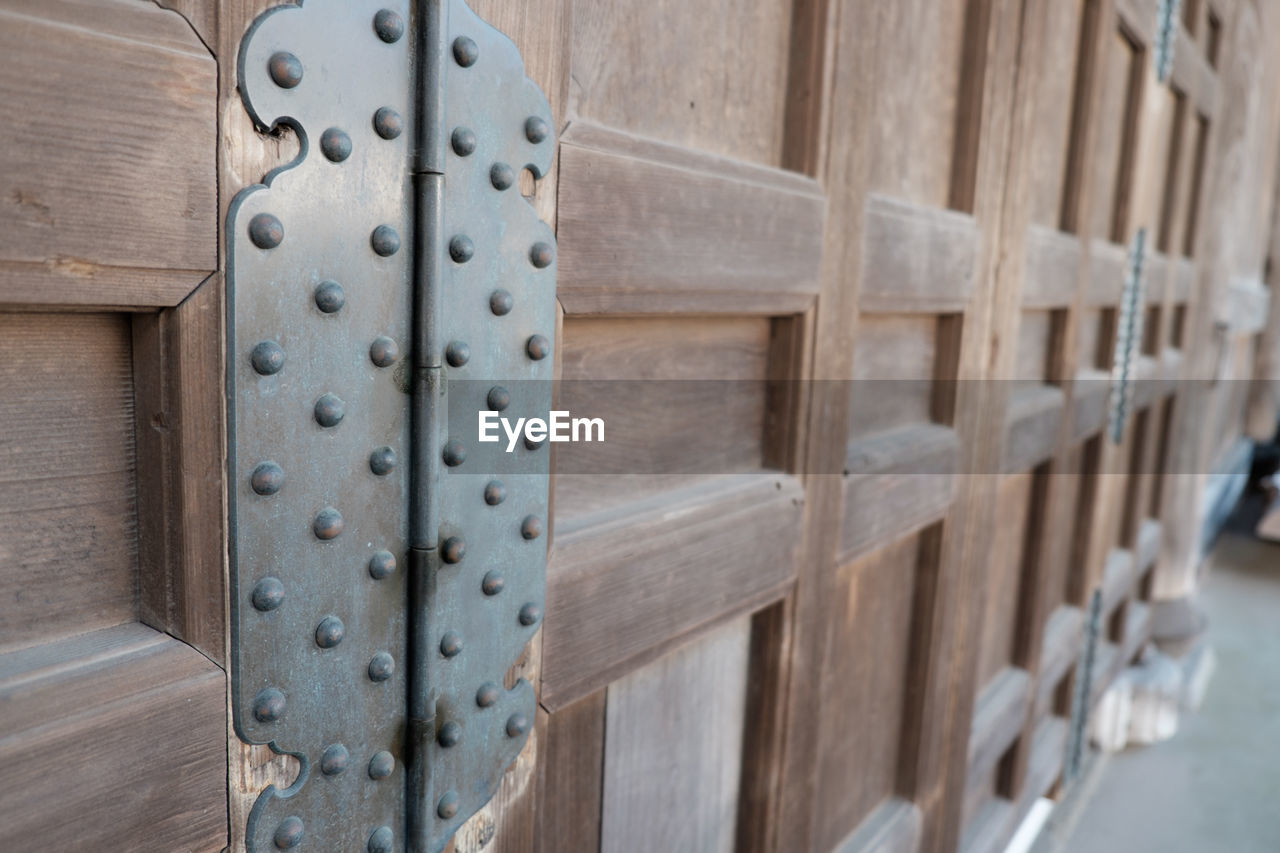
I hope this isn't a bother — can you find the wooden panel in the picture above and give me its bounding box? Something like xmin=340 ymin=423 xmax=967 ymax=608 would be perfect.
xmin=0 ymin=0 xmax=216 ymax=307
xmin=1002 ymin=386 xmax=1066 ymax=473
xmin=858 ymin=195 xmax=980 ymax=313
xmin=600 ymin=617 xmax=750 ymax=853
xmin=1023 ymin=226 xmax=1083 ymax=308
xmin=1025 ymin=0 xmax=1086 ymax=227
xmin=0 ymin=313 xmax=137 ymax=653
xmin=834 ymin=798 xmax=923 ymax=853
xmin=542 ymin=472 xmax=801 ymax=709
xmin=966 ymin=666 xmax=1030 ymax=790
xmin=1085 ymin=239 xmax=1128 ymax=305
xmin=1034 ymin=606 xmax=1084 ymax=716
xmin=849 ymin=315 xmax=939 ymax=437
xmin=556 ymin=123 xmax=824 ymax=314
xmin=0 ymin=623 xmax=226 ymax=851
xmin=1087 ymin=28 xmax=1142 ymax=242
xmin=535 ymin=691 xmax=605 ymax=853
xmin=975 ymin=473 xmax=1034 ymax=688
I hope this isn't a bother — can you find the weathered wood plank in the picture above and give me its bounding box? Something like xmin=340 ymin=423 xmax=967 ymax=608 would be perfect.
xmin=1022 ymin=226 xmax=1084 ymax=309
xmin=534 ymin=691 xmax=605 ymax=853
xmin=833 ymin=798 xmax=923 ymax=853
xmin=1002 ymin=385 xmax=1066 ymax=474
xmin=966 ymin=666 xmax=1031 ymax=796
xmin=858 ymin=195 xmax=981 ymax=314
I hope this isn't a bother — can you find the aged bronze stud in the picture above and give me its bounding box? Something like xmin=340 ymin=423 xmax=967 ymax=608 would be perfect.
xmin=506 ymin=713 xmax=529 ymax=738
xmin=521 ymin=515 xmax=543 ymax=540
xmin=442 ymin=438 xmax=466 ymax=467
xmin=370 ymin=224 xmax=401 ymax=256
xmin=373 ymin=107 xmax=403 ymax=140
xmin=490 ymin=289 xmax=513 ymax=316
xmin=476 ymin=682 xmax=500 ymax=708
xmin=452 ymin=36 xmax=479 ymax=67
xmin=313 ymin=507 xmax=344 ymax=540
xmin=319 ymin=743 xmax=349 ymax=776
xmin=526 ymin=334 xmax=550 ymax=361
xmin=525 ymin=115 xmax=550 ymax=144
xmin=518 ymin=602 xmax=542 ymax=627
xmin=490 ymin=162 xmax=515 ymax=191
xmin=369 ymin=446 xmax=397 ymax=476
xmin=437 ymin=791 xmax=460 ymax=820
xmin=524 ymin=435 xmax=543 ymax=451
xmin=251 ymin=577 xmax=285 ymax=612
xmin=273 ymin=816 xmax=304 ymax=849
xmin=529 ymin=241 xmax=554 ymax=269
xmin=267 ymin=52 xmax=303 ymax=89
xmin=314 ymin=393 xmax=346 ymax=428
xmin=440 ymin=631 xmax=463 ymax=657
xmin=486 ymin=386 xmax=511 ymax=412
xmin=451 ymin=127 xmax=477 ymax=156
xmin=251 ymin=461 xmax=285 ymax=495
xmin=437 ymin=720 xmax=462 ymax=748
xmin=368 ymin=826 xmax=394 ymax=853
xmin=368 ymin=750 xmax=394 ymax=780
xmin=483 ymin=480 xmax=506 ymax=505
xmin=449 ymin=234 xmax=475 ymax=263
xmin=250 ymin=340 xmax=285 ymax=375
xmin=253 ymin=687 xmax=286 ymax=722
xmin=481 ymin=570 xmax=505 ymax=596
xmin=314 ymin=280 xmax=345 ymax=313
xmin=315 ymin=615 xmax=345 ymax=649
xmin=372 ymin=9 xmax=404 ymax=43
xmin=248 ymin=213 xmax=284 ymax=249
xmin=319 ymin=128 xmax=352 ymax=163
xmin=368 ymin=550 xmax=396 ymax=580
xmin=368 ymin=652 xmax=395 ymax=682
xmin=369 ymin=336 xmax=399 ymax=367
xmin=441 ymin=536 xmax=466 ymax=564
xmin=445 ymin=340 xmax=470 ymax=367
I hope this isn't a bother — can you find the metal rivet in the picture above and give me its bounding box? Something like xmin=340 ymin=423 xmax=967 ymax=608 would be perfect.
xmin=445 ymin=341 xmax=470 ymax=367
xmin=250 ymin=340 xmax=285 ymax=375
xmin=481 ymin=570 xmax=505 ymax=596
xmin=443 ymin=439 xmax=466 ymax=467
xmin=525 ymin=116 xmax=550 ymax=144
xmin=370 ymin=336 xmax=399 ymax=368
xmin=526 ymin=334 xmax=550 ymax=361
xmin=524 ymin=435 xmax=544 ymax=451
xmin=249 ymin=213 xmax=284 ymax=249
xmin=372 ymin=9 xmax=404 ymax=43
xmin=368 ymin=826 xmax=394 ymax=853
xmin=313 ymin=507 xmax=344 ymax=540
xmin=368 ymin=652 xmax=395 ymax=682
xmin=453 ymin=36 xmax=478 ymax=67
xmin=314 ymin=393 xmax=345 ymax=428
xmin=449 ymin=235 xmax=475 ymax=263
xmin=476 ymin=682 xmax=500 ymax=707
xmin=487 ymin=386 xmax=511 ymax=412
xmin=320 ymin=127 xmax=352 ymax=163
xmin=530 ymin=241 xmax=555 ymax=269
xmin=368 ymin=750 xmax=394 ymax=780
xmin=451 ymin=127 xmax=476 ymax=156
xmin=369 ymin=550 xmax=396 ymax=580
xmin=251 ymin=577 xmax=285 ymax=612
xmin=521 ymin=515 xmax=543 ymax=540
xmin=250 ymin=461 xmax=284 ymax=495
xmin=273 ymin=816 xmax=304 ymax=849
xmin=320 ymin=743 xmax=349 ymax=776
xmin=268 ymin=52 xmax=302 ymax=89
xmin=484 ymin=480 xmax=506 ymax=505
xmin=506 ymin=713 xmax=529 ymax=738
xmin=254 ymin=687 xmax=286 ymax=722
xmin=437 ymin=720 xmax=462 ymax=748
xmin=371 ymin=225 xmax=400 ymax=256
xmin=490 ymin=289 xmax=513 ymax=316
xmin=519 ymin=602 xmax=542 ymax=627
xmin=440 ymin=631 xmax=463 ymax=657
xmin=441 ymin=536 xmax=465 ymax=564
xmin=315 ymin=615 xmax=344 ymax=649
xmin=490 ymin=162 xmax=515 ymax=191
xmin=437 ymin=791 xmax=460 ymax=820
xmin=314 ymin=280 xmax=345 ymax=313
xmin=373 ymin=107 xmax=403 ymax=140
xmin=369 ymin=446 xmax=397 ymax=476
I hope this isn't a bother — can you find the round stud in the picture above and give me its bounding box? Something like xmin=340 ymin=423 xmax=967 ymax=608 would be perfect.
xmin=440 ymin=631 xmax=463 ymax=657
xmin=490 ymin=162 xmax=515 ymax=191
xmin=250 ymin=461 xmax=284 ymax=495
xmin=315 ymin=615 xmax=344 ymax=649
xmin=442 ymin=439 xmax=466 ymax=467
xmin=368 ymin=750 xmax=394 ymax=780
xmin=441 ymin=536 xmax=465 ymax=564
xmin=524 ymin=435 xmax=544 ymax=451
xmin=445 ymin=341 xmax=470 ymax=367
xmin=370 ymin=336 xmax=399 ymax=367
xmin=481 ymin=570 xmax=505 ymax=596
xmin=320 ymin=127 xmax=352 ymax=163
xmin=518 ymin=602 xmax=542 ymax=627
xmin=487 ymin=386 xmax=511 ymax=412
xmin=313 ymin=507 xmax=344 ymax=540
xmin=521 ymin=515 xmax=543 ymax=540
xmin=273 ymin=816 xmax=304 ymax=849
xmin=369 ymin=446 xmax=397 ymax=476
xmin=373 ymin=107 xmax=403 ymax=140
xmin=320 ymin=743 xmax=349 ymax=776
xmin=452 ymin=36 xmax=478 ymax=67
xmin=250 ymin=340 xmax=285 ymax=376
xmin=526 ymin=334 xmax=550 ymax=361
xmin=368 ymin=652 xmax=395 ymax=682
xmin=490 ymin=289 xmax=513 ymax=316
xmin=251 ymin=577 xmax=285 ymax=612
xmin=314 ymin=393 xmax=345 ymax=428
xmin=530 ymin=241 xmax=555 ymax=269
xmin=483 ymin=480 xmax=506 ymax=506
xmin=506 ymin=713 xmax=530 ymax=738
xmin=372 ymin=9 xmax=404 ymax=43
xmin=449 ymin=235 xmax=475 ymax=264
xmin=437 ymin=720 xmax=462 ymax=748
xmin=437 ymin=791 xmax=460 ymax=820
xmin=525 ymin=115 xmax=550 ymax=144
xmin=371 ymin=225 xmax=401 ymax=257
xmin=451 ymin=127 xmax=476 ymax=157
xmin=476 ymin=682 xmax=500 ymax=708
xmin=369 ymin=550 xmax=396 ymax=580
xmin=268 ymin=52 xmax=303 ymax=89
xmin=249 ymin=213 xmax=284 ymax=249
xmin=314 ymin=280 xmax=345 ymax=313
xmin=368 ymin=826 xmax=395 ymax=853
xmin=253 ymin=687 xmax=286 ymax=723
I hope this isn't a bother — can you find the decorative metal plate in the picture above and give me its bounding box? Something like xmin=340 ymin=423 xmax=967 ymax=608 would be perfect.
xmin=227 ymin=1 xmax=555 ymax=850
xmin=1108 ymin=228 xmax=1146 ymax=444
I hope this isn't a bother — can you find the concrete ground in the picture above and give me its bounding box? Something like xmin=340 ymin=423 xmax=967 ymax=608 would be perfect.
xmin=1054 ymin=531 xmax=1280 ymax=852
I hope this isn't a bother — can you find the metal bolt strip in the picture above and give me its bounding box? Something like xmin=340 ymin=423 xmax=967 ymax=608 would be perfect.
xmin=1109 ymin=228 xmax=1147 ymax=444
